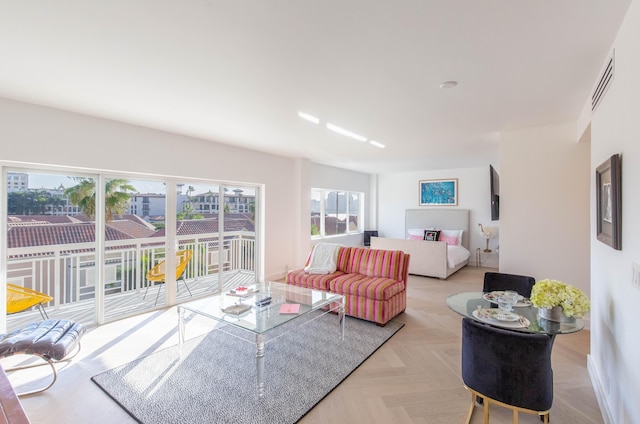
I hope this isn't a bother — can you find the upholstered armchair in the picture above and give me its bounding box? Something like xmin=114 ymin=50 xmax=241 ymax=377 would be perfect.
xmin=461 ymin=317 xmax=554 ymax=423
xmin=483 ymin=272 xmax=536 ymax=298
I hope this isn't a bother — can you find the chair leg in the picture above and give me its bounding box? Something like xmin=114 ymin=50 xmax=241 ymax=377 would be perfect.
xmin=4 ymin=354 xmax=58 ymax=397
xmin=154 ymin=284 xmax=163 ymax=306
xmin=36 ymin=303 xmax=49 ymax=320
xmin=180 ymin=276 xmax=192 ymax=297
xmin=143 ymin=284 xmax=151 ymax=300
xmin=465 ymin=392 xmax=475 ymax=424
xmin=512 ymin=409 xmax=518 ymax=424
xmin=483 ymin=397 xmax=490 ymax=424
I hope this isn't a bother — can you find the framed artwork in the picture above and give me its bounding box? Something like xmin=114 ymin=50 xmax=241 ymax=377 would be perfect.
xmin=419 ymin=179 xmax=458 ymax=206
xmin=596 ymin=153 xmax=622 ymax=250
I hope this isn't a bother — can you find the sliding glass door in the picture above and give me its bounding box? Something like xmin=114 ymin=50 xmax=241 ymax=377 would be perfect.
xmin=4 ymin=169 xmax=97 ymax=332
xmin=3 ymin=164 xmax=261 ymax=331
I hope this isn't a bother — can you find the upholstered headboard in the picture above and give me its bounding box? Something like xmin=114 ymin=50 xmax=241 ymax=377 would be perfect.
xmin=405 ymin=209 xmax=470 ymax=249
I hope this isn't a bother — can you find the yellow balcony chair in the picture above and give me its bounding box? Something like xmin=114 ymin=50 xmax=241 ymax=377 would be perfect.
xmin=143 ymin=249 xmax=193 ymax=306
xmin=6 ymin=284 xmax=53 ymax=320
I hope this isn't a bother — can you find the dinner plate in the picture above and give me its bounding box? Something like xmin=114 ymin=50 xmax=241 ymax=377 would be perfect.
xmin=472 ymin=309 xmax=530 ymax=329
xmin=474 ymin=308 xmax=520 ymax=322
xmin=483 ymin=291 xmax=531 ymax=307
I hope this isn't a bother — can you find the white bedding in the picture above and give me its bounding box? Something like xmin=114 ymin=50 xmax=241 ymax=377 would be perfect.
xmin=447 ymin=245 xmax=470 ymax=268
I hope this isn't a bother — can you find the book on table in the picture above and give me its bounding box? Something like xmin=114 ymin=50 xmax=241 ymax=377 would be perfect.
xmin=228 ymin=286 xmax=255 ymax=297
xmin=279 ymin=303 xmax=300 ymax=314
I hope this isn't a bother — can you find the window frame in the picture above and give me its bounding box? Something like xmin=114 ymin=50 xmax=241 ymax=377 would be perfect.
xmin=310 ymin=188 xmax=363 ymax=239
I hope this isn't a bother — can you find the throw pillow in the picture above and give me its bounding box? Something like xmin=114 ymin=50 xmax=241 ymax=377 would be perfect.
xmin=424 ymin=230 xmax=441 ymax=241
xmin=440 ymin=234 xmax=459 ymax=246
xmin=441 ymin=229 xmax=464 ymax=246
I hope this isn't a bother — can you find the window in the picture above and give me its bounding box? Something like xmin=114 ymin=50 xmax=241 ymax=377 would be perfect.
xmin=3 ymin=165 xmax=261 ymax=331
xmin=310 ymin=189 xmax=363 ymax=238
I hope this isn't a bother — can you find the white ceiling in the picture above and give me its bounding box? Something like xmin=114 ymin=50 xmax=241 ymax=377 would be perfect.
xmin=0 ymin=1 xmax=631 ymax=174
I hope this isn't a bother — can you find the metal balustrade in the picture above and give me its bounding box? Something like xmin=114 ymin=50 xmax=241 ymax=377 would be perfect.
xmin=5 ymin=231 xmax=256 ymax=330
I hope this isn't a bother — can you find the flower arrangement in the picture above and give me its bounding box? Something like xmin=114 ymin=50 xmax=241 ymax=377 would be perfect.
xmin=530 ymin=279 xmax=591 ymax=318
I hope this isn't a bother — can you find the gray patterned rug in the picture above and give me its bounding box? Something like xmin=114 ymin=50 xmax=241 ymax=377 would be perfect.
xmin=91 ymin=312 xmax=404 ymax=424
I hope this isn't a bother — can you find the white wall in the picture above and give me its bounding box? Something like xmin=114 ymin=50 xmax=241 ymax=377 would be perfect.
xmin=589 ymin=1 xmax=640 ymax=422
xmin=376 ymin=167 xmax=498 ymax=257
xmin=500 ymin=123 xmax=590 ymax=292
xmin=0 ymin=97 xmax=297 ymax=281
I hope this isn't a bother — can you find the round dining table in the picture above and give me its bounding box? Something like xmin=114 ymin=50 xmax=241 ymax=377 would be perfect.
xmin=446 ymin=291 xmax=585 ymax=335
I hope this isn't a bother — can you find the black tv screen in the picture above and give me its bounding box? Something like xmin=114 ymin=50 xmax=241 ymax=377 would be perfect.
xmin=490 ymin=165 xmax=500 ymax=221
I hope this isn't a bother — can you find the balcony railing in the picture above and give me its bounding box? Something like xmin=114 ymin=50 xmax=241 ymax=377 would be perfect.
xmin=6 ymin=231 xmax=256 ymax=330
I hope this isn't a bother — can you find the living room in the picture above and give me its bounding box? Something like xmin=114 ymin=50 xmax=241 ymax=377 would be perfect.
xmin=2 ymin=1 xmax=640 ymax=423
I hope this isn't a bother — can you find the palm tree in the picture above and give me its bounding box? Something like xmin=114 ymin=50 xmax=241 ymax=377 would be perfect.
xmin=65 ymin=178 xmax=135 ymax=221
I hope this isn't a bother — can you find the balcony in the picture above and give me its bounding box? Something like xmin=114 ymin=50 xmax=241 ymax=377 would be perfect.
xmin=6 ymin=231 xmax=256 ymax=332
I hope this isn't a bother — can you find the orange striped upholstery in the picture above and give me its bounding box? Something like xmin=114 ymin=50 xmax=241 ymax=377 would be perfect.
xmin=342 ymin=289 xmax=406 ymax=326
xmin=286 ymin=268 xmax=344 ymax=291
xmin=287 ymin=246 xmax=410 ymax=325
xmin=329 ymin=274 xmax=405 ymax=301
xmin=344 ymin=248 xmax=406 ymax=280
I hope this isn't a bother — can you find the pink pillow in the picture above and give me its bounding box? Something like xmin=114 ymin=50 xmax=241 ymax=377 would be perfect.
xmin=407 ymin=234 xmax=423 ymax=240
xmin=440 ymin=234 xmax=458 ymax=246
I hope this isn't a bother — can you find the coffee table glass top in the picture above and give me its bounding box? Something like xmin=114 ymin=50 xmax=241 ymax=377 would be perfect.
xmin=178 ymin=281 xmax=344 ymax=334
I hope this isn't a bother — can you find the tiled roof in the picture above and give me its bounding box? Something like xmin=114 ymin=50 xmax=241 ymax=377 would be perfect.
xmin=7 ymin=223 xmax=134 ymax=248
xmin=311 ymin=216 xmax=354 ymax=236
xmin=6 ymin=214 xmax=254 ymax=247
xmin=108 ymin=216 xmax=157 ymax=238
xmin=152 ymin=216 xmax=254 ymax=237
xmin=8 ymin=214 xmax=84 ymax=224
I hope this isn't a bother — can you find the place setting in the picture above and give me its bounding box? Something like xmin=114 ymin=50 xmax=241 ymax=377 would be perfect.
xmin=482 ymin=290 xmax=532 ymax=307
xmin=474 ymin=290 xmax=530 ymax=328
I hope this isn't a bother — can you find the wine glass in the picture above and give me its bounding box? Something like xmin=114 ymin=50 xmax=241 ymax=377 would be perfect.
xmin=497 ymin=291 xmax=518 ymax=319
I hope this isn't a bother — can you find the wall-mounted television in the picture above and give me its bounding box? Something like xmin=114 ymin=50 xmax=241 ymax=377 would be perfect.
xmin=490 ymin=165 xmax=500 ymax=221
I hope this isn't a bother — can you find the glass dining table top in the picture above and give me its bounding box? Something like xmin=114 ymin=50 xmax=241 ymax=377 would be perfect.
xmin=446 ymin=291 xmax=585 ymax=335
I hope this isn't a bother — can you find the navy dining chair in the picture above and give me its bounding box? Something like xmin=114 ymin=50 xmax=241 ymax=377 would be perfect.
xmin=461 ymin=317 xmax=554 ymax=423
xmin=483 ymin=272 xmax=536 ymax=298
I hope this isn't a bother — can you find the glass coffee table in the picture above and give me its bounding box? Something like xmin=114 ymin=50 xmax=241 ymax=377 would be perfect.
xmin=177 ymin=281 xmax=345 ymax=398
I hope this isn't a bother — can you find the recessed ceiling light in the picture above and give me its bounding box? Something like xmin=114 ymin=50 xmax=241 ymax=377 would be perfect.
xmin=369 ymin=140 xmax=386 ymax=149
xmin=326 ymin=122 xmax=367 ymax=142
xmin=298 ymin=111 xmax=320 ymax=124
xmin=439 ymin=81 xmax=458 ymax=89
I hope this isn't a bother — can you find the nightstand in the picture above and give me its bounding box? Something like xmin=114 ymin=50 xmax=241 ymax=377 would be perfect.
xmin=475 ymin=248 xmax=499 ymax=268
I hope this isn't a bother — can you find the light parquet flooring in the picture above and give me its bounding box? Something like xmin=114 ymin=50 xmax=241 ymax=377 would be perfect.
xmin=8 ymin=266 xmax=602 ymax=424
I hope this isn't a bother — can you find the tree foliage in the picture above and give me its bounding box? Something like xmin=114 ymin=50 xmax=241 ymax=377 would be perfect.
xmin=65 ymin=178 xmax=135 ymax=221
xmin=7 ymin=190 xmax=65 ymax=215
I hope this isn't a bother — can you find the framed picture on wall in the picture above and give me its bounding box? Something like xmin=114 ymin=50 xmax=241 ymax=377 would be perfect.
xmin=419 ymin=179 xmax=458 ymax=206
xmin=596 ymin=153 xmax=621 ymax=250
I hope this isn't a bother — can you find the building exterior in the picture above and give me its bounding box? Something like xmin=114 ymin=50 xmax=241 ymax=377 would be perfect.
xmin=6 ymin=172 xmax=28 ymax=192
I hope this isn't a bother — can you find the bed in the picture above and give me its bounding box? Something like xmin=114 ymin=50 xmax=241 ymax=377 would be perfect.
xmin=370 ymin=208 xmax=470 ymax=279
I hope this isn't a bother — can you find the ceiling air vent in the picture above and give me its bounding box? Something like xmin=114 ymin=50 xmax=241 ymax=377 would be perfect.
xmin=592 ymin=50 xmax=615 ymax=112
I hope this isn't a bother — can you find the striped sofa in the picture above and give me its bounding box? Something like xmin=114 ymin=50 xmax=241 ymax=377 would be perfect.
xmin=286 ymin=246 xmax=410 ymax=326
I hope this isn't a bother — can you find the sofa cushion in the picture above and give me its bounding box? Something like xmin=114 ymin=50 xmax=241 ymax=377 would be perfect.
xmin=334 ymin=247 xmax=352 ymax=272
xmin=344 ymin=247 xmax=406 ymax=281
xmin=329 ymin=274 xmax=406 ymax=301
xmin=286 ymin=268 xmax=344 ymax=291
